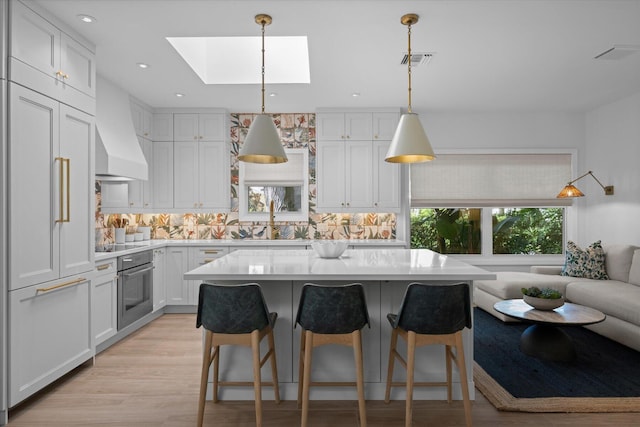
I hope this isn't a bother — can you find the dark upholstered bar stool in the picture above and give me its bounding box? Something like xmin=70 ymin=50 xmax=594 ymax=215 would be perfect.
xmin=295 ymin=283 xmax=370 ymax=427
xmin=196 ymin=283 xmax=280 ymax=427
xmin=384 ymin=282 xmax=473 ymax=427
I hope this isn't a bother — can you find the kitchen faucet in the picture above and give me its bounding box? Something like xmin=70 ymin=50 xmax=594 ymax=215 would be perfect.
xmin=269 ymin=200 xmax=279 ymax=240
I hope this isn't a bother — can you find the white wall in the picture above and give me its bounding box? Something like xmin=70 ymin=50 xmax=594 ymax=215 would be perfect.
xmin=582 ymin=91 xmax=640 ymax=246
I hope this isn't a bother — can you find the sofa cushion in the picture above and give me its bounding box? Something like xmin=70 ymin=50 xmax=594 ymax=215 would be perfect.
xmin=562 ymin=240 xmax=608 ymax=280
xmin=566 ymin=281 xmax=640 ymax=327
xmin=628 ymin=249 xmax=640 ymax=286
xmin=604 ymin=244 xmax=639 ymax=283
xmin=475 ymin=272 xmax=575 ymax=300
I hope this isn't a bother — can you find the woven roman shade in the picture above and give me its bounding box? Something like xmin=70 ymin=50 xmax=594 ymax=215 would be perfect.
xmin=410 ymin=153 xmax=573 ymax=207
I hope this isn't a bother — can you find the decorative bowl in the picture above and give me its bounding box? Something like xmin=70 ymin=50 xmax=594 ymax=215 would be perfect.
xmin=523 ymin=294 xmax=565 ymax=311
xmin=311 ymin=240 xmax=348 ymax=259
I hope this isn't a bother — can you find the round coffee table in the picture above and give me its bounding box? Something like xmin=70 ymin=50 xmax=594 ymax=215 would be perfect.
xmin=493 ymin=299 xmax=606 ymax=362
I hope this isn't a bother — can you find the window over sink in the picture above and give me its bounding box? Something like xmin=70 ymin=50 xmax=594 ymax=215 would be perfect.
xmin=239 ymin=148 xmax=309 ymax=222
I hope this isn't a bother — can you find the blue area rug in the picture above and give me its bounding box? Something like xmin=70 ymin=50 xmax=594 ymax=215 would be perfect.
xmin=473 ymin=307 xmax=640 ymax=412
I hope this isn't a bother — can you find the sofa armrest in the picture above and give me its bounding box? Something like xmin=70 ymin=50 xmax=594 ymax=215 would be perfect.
xmin=530 ymin=265 xmax=563 ymax=275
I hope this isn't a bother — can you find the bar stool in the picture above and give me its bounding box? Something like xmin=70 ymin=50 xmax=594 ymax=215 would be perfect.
xmin=196 ymin=283 xmax=280 ymax=427
xmin=384 ymin=282 xmax=473 ymax=427
xmin=295 ymin=283 xmax=370 ymax=427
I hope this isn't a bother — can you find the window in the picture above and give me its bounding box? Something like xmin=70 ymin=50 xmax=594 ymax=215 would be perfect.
xmin=410 ymin=207 xmax=564 ymax=255
xmin=239 ymin=148 xmax=308 ymax=222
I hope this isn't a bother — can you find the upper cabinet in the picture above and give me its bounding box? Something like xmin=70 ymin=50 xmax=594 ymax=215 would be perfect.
xmin=131 ymin=101 xmax=153 ymax=139
xmin=316 ymin=112 xmax=372 ymax=141
xmin=174 ymin=113 xmax=226 ymax=141
xmin=316 ymin=110 xmax=401 ymax=213
xmin=153 ymin=113 xmax=174 ymax=141
xmin=9 ymin=0 xmax=96 ymax=111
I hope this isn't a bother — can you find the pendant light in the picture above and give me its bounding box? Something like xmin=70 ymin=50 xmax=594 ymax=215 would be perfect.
xmin=238 ymin=14 xmax=288 ymax=164
xmin=385 ymin=14 xmax=435 ymax=164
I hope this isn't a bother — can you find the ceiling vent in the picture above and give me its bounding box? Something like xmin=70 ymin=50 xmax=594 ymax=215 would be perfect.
xmin=400 ymin=52 xmax=434 ymax=66
xmin=594 ymin=44 xmax=640 ymax=60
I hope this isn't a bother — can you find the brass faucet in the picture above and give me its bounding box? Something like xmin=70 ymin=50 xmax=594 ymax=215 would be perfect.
xmin=269 ymin=200 xmax=279 ymax=240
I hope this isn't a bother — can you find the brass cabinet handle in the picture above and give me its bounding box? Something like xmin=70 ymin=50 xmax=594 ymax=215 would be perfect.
xmin=55 ymin=157 xmax=70 ymax=223
xmin=97 ymin=264 xmax=111 ymax=271
xmin=203 ymin=250 xmax=219 ymax=254
xmin=37 ymin=277 xmax=87 ymax=293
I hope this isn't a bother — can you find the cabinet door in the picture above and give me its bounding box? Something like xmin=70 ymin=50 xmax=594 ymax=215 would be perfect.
xmin=153 ymin=113 xmax=174 ymax=141
xmin=345 ymin=113 xmax=372 ymax=140
xmin=9 ymin=83 xmax=60 ymax=289
xmin=126 ymin=136 xmax=148 ymax=209
xmin=316 ymin=113 xmax=345 ymax=140
xmin=316 ymin=141 xmax=346 ymax=210
xmin=141 ymin=138 xmax=153 ymax=209
xmin=153 ymin=248 xmax=166 ymax=311
xmin=373 ymin=140 xmax=400 ymax=210
xmin=100 ymin=182 xmax=129 ymax=209
xmin=199 ymin=141 xmax=229 ymax=209
xmin=130 ymin=102 xmax=145 ymax=137
xmin=9 ymin=1 xmax=60 ymax=81
xmin=59 ymin=104 xmax=94 ymax=278
xmin=152 ymin=140 xmax=174 ymax=209
xmin=60 ymin=33 xmax=95 ymax=97
xmin=173 ymin=140 xmax=199 ymax=209
xmin=91 ymin=269 xmax=118 ymax=345
xmin=199 ymin=113 xmax=225 ymax=141
xmin=373 ymin=112 xmax=399 ymax=140
xmin=345 ymin=141 xmax=373 ymax=208
xmin=165 ymin=247 xmax=190 ymax=305
xmin=9 ymin=277 xmax=92 ymax=406
xmin=173 ymin=113 xmax=199 ymax=141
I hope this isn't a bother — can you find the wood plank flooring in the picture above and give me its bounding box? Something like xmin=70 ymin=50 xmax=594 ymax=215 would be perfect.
xmin=7 ymin=314 xmax=640 ymax=426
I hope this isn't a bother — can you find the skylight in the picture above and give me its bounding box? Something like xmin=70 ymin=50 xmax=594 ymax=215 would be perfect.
xmin=166 ymin=36 xmax=310 ymax=85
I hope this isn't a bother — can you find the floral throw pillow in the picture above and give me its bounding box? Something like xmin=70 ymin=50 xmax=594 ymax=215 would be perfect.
xmin=561 ymin=240 xmax=609 ymax=280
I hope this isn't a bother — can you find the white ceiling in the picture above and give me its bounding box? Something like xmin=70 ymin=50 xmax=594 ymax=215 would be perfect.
xmin=33 ymin=0 xmax=640 ymax=113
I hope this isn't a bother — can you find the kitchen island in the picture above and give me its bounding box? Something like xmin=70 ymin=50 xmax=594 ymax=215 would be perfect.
xmin=184 ymin=248 xmax=495 ymax=401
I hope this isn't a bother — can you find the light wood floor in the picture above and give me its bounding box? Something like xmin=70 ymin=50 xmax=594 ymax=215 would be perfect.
xmin=7 ymin=314 xmax=640 ymax=426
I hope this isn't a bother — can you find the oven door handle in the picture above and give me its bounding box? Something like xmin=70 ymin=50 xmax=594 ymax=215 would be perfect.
xmin=121 ymin=265 xmax=155 ymax=278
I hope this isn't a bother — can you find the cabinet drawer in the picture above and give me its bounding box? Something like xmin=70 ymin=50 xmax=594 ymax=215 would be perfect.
xmin=9 ymin=276 xmax=92 ymax=406
xmin=192 ymin=247 xmax=229 ymax=265
xmin=94 ymin=259 xmax=117 ymax=275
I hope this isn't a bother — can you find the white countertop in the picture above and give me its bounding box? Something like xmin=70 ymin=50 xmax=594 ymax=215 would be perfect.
xmin=94 ymin=239 xmax=407 ymax=260
xmin=183 ymin=248 xmax=496 ymax=281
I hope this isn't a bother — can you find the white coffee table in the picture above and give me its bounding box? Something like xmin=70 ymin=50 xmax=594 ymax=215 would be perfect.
xmin=493 ymin=299 xmax=606 ymax=362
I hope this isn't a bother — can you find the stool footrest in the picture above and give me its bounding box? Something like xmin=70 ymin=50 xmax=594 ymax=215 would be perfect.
xmin=388 ymin=381 xmax=449 ymax=388
xmin=217 ymin=381 xmax=278 ymax=387
xmin=309 ymin=381 xmax=357 ymax=387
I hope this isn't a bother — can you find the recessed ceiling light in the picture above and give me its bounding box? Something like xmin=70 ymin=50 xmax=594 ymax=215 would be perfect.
xmin=137 ymin=63 xmax=150 ymax=69
xmin=175 ymin=93 xmax=185 ymax=97
xmin=269 ymin=92 xmax=277 ymax=97
xmin=352 ymin=92 xmax=361 ymax=97
xmin=77 ymin=14 xmax=96 ymax=23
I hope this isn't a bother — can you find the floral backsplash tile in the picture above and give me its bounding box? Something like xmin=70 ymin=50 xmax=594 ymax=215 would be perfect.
xmin=95 ymin=112 xmax=396 ymax=243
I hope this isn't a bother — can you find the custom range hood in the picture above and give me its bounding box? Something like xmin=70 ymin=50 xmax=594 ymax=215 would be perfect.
xmin=95 ymin=76 xmax=148 ymax=181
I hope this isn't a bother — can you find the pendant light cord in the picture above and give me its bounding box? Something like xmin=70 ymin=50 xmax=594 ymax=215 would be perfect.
xmin=261 ymin=19 xmax=266 ymax=114
xmin=407 ymin=21 xmax=412 ymax=113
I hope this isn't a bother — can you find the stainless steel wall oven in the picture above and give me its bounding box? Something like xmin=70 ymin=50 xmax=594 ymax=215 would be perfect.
xmin=117 ymin=250 xmax=153 ymax=330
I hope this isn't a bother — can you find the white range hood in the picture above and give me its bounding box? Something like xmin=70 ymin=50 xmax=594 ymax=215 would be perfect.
xmin=95 ymin=76 xmax=148 ymax=181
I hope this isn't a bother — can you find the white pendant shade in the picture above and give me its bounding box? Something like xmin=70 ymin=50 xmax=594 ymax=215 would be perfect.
xmin=385 ymin=113 xmax=435 ymax=163
xmin=238 ymin=114 xmax=288 ymax=164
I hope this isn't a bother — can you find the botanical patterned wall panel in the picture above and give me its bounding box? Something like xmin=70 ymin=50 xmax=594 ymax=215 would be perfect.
xmin=95 ymin=112 xmax=396 ymax=242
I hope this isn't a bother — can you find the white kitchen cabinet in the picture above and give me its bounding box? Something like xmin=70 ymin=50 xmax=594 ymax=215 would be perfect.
xmin=174 ymin=140 xmax=229 ymax=210
xmin=131 ymin=101 xmax=152 ymax=139
xmin=100 ymin=182 xmax=128 ymax=210
xmin=91 ymin=259 xmax=118 ymax=346
xmin=9 ymin=0 xmax=96 ymax=101
xmin=316 ymin=140 xmax=373 ymax=211
xmin=373 ymin=140 xmax=400 ymax=210
xmin=153 ymin=113 xmax=173 ymax=141
xmin=316 ymin=112 xmax=372 ymax=141
xmin=152 ymin=140 xmax=174 ymax=209
xmin=152 ymin=248 xmax=166 ymax=311
xmin=165 ymin=247 xmax=190 ymax=305
xmin=173 ymin=113 xmax=226 ymax=141
xmin=316 ymin=110 xmax=400 ymax=213
xmin=126 ymin=136 xmax=152 ymax=210
xmin=9 ymin=83 xmax=94 ymax=290
xmin=8 ymin=275 xmax=93 ymax=406
xmin=188 ymin=247 xmax=229 ymax=304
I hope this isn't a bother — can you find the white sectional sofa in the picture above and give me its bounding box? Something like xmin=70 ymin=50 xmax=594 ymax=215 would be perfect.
xmin=474 ymin=244 xmax=640 ymax=352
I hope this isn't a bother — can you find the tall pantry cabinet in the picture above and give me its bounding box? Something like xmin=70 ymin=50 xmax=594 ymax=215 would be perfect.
xmin=6 ymin=0 xmax=95 ymax=408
